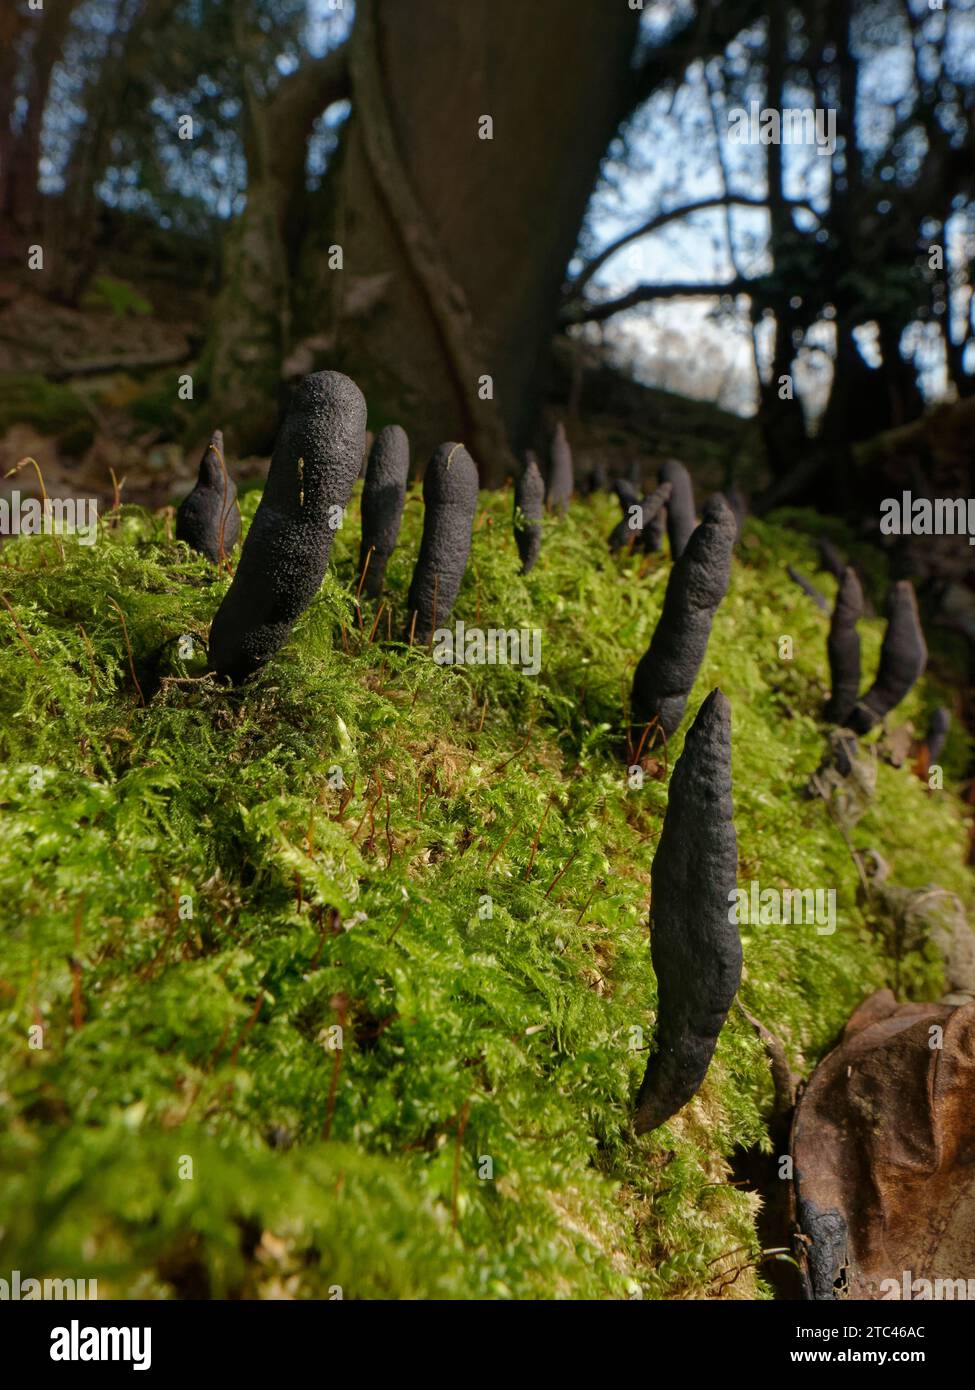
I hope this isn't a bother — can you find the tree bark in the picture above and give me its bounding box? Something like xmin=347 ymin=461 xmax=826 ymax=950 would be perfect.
xmin=207 ymin=43 xmax=351 ymax=451
xmin=289 ymin=0 xmax=643 ymax=483
xmin=1 ymin=0 xmax=80 ymax=243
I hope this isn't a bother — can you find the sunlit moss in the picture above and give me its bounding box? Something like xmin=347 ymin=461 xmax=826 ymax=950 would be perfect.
xmin=0 ymin=485 xmax=970 ymax=1299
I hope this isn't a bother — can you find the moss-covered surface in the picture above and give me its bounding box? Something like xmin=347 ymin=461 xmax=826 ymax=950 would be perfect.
xmin=0 ymin=485 xmax=971 ymax=1300
xmin=0 ymin=375 xmax=96 ymax=456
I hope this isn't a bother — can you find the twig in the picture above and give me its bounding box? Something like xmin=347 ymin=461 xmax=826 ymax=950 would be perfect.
xmin=544 ymin=848 xmax=580 ymax=899
xmin=0 ymin=592 xmax=41 ymax=665
xmin=107 ymin=597 xmax=145 ymax=706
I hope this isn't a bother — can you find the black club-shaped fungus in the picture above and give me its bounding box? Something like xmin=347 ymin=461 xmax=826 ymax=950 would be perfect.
xmin=924 ymin=705 xmax=950 ymax=765
xmin=358 ymin=424 xmax=410 ymax=598
xmin=405 ymin=443 xmax=479 ymax=644
xmin=630 ymin=494 xmax=736 ymax=745
xmin=660 ymin=458 xmax=696 ymax=558
xmin=546 ymin=421 xmax=573 ymax=514
xmin=208 ymin=370 xmax=367 ymax=684
xmin=824 ymin=567 xmax=864 ymax=725
xmin=175 ymin=430 xmax=240 ymax=563
xmin=514 ymin=452 xmax=545 ymax=574
xmin=849 ymin=581 xmax=927 ymax=733
xmin=634 ymin=688 xmax=741 ymax=1134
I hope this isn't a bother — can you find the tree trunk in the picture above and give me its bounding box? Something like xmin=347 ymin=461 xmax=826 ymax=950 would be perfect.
xmin=2 ymin=0 xmax=80 ymax=243
xmin=253 ymin=0 xmax=642 ymax=481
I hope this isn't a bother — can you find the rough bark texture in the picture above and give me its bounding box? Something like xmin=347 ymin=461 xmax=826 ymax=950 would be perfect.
xmin=514 ymin=453 xmax=544 ymax=574
xmin=661 ymin=458 xmax=696 ymax=558
xmin=175 ymin=430 xmax=240 ymax=564
xmin=850 ymin=581 xmax=927 ymax=733
xmin=824 ymin=566 xmax=863 ymax=725
xmin=209 ymin=44 xmax=351 ymax=451
xmin=297 ymin=0 xmax=642 ymax=483
xmin=209 ymin=371 xmax=366 ymax=683
xmin=634 ymin=688 xmax=741 ymax=1135
xmin=546 ymin=422 xmax=573 ymax=513
xmin=358 ymin=423 xmax=410 ymax=597
xmin=405 ymin=443 xmax=479 ymax=643
xmin=630 ymin=495 xmax=736 ymax=743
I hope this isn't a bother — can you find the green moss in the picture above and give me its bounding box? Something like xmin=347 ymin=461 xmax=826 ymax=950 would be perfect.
xmin=80 ymin=275 xmax=153 ymax=319
xmin=0 ymin=489 xmax=971 ymax=1300
xmin=0 ymin=374 xmax=96 ymax=455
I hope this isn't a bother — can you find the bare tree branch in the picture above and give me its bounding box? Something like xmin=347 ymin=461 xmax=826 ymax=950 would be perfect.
xmin=563 ymin=278 xmax=754 ymax=327
xmin=566 ymin=195 xmax=817 ymax=302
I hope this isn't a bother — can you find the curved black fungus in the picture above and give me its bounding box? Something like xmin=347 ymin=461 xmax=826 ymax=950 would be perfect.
xmin=817 ymin=537 xmax=845 ymax=580
xmin=608 ymin=481 xmax=672 ymax=555
xmin=638 ymin=481 xmax=672 ymax=551
xmin=358 ymin=424 xmax=409 ymax=598
xmin=660 ymin=458 xmax=696 ymax=559
xmin=209 ymin=370 xmax=367 ymax=683
xmin=613 ymin=477 xmax=640 ymax=510
xmin=787 ymin=565 xmax=829 ymax=612
xmin=630 ymin=494 xmax=736 ymax=744
xmin=824 ymin=567 xmax=864 ymax=725
xmin=405 ymin=442 xmax=479 ymax=644
xmin=925 ymin=705 xmax=950 ymax=764
xmin=644 ymin=503 xmax=667 ymax=553
xmin=849 ymin=581 xmax=927 ymax=733
xmin=175 ymin=430 xmax=240 ymax=563
xmin=514 ymin=452 xmax=545 ymax=574
xmin=546 ymin=421 xmax=573 ymax=514
xmin=634 ymin=688 xmax=741 ymax=1134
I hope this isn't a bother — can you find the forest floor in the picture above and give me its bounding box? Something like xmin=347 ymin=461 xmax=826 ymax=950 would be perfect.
xmin=0 ymin=480 xmax=972 ymax=1299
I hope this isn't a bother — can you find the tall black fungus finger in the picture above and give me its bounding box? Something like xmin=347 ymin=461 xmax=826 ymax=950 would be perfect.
xmin=824 ymin=567 xmax=864 ymax=725
xmin=634 ymin=688 xmax=741 ymax=1135
xmin=358 ymin=424 xmax=409 ymax=598
xmin=661 ymin=458 xmax=696 ymax=558
xmin=925 ymin=705 xmax=950 ymax=765
xmin=630 ymin=494 xmax=736 ymax=744
xmin=546 ymin=421 xmax=573 ymax=514
xmin=850 ymin=581 xmax=927 ymax=733
xmin=787 ymin=565 xmax=829 ymax=612
xmin=514 ymin=452 xmax=545 ymax=574
xmin=176 ymin=430 xmax=240 ymax=563
xmin=209 ymin=370 xmax=366 ymax=684
xmin=405 ymin=443 xmax=479 ymax=644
